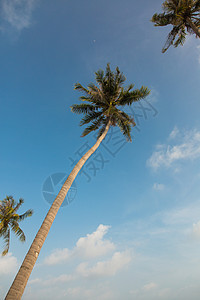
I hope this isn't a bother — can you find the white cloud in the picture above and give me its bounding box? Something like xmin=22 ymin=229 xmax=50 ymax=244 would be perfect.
xmin=143 ymin=282 xmax=158 ymax=291
xmin=30 ymin=250 xmax=131 ymax=286
xmin=76 ymin=250 xmax=132 ymax=278
xmin=1 ymin=0 xmax=37 ymax=32
xmin=74 ymin=224 xmax=115 ymax=259
xmin=43 ymin=248 xmax=70 ymax=266
xmin=147 ymin=128 xmax=200 ymax=170
xmin=153 ymin=183 xmax=165 ymax=191
xmin=0 ymin=253 xmax=18 ymax=275
xmin=44 ymin=225 xmax=115 ymax=265
xmin=30 ymin=225 xmax=131 ymax=297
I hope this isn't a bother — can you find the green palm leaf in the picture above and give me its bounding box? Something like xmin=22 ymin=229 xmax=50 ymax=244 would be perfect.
xmin=71 ymin=103 xmax=97 ymax=114
xmin=18 ymin=209 xmax=33 ymax=221
xmin=14 ymin=198 xmax=24 ymax=212
xmin=10 ymin=220 xmax=26 ymax=242
xmin=81 ymin=116 xmax=105 ymax=137
xmin=119 ymin=86 xmax=150 ymax=106
xmin=80 ymin=111 xmax=104 ymax=126
xmin=2 ymin=228 xmax=10 ymax=256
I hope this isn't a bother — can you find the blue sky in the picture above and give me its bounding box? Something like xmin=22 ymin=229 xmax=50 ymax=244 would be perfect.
xmin=1 ymin=0 xmax=200 ymax=299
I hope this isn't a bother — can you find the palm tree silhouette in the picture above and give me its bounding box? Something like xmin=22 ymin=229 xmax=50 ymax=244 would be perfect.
xmin=151 ymin=0 xmax=200 ymax=52
xmin=0 ymin=196 xmax=33 ymax=256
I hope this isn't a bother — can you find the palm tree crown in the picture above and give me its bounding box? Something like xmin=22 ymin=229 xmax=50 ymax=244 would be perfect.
xmin=71 ymin=63 xmax=150 ymax=141
xmin=151 ymin=0 xmax=200 ymax=52
xmin=0 ymin=196 xmax=33 ymax=256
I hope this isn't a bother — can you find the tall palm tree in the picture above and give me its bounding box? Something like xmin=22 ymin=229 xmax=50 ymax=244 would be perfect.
xmin=5 ymin=64 xmax=150 ymax=300
xmin=0 ymin=196 xmax=33 ymax=256
xmin=151 ymin=0 xmax=200 ymax=52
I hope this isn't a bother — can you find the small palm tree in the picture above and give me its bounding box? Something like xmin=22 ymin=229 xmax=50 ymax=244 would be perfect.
xmin=0 ymin=196 xmax=33 ymax=256
xmin=5 ymin=64 xmax=150 ymax=300
xmin=151 ymin=0 xmax=200 ymax=52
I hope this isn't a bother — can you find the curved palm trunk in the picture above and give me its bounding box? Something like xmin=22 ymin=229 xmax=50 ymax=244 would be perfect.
xmin=186 ymin=17 xmax=200 ymax=38
xmin=5 ymin=122 xmax=110 ymax=300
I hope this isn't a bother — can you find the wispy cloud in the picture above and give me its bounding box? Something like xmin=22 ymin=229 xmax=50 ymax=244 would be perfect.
xmin=169 ymin=126 xmax=179 ymax=140
xmin=153 ymin=183 xmax=165 ymax=191
xmin=44 ymin=224 xmax=115 ymax=265
xmin=29 ymin=274 xmax=75 ymax=286
xmin=143 ymin=282 xmax=158 ymax=291
xmin=147 ymin=127 xmax=200 ymax=170
xmin=192 ymin=221 xmax=200 ymax=238
xmin=65 ymin=286 xmax=114 ymax=300
xmin=147 ymin=88 xmax=159 ymax=103
xmin=1 ymin=0 xmax=38 ymax=32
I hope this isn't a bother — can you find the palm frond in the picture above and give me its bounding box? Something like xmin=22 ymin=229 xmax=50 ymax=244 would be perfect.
xmin=96 ymin=120 xmax=109 ymax=139
xmin=80 ymin=111 xmax=103 ymax=126
xmin=119 ymin=111 xmax=136 ymax=126
xmin=88 ymin=82 xmax=99 ymax=93
xmin=163 ymin=0 xmax=179 ymax=13
xmin=14 ymin=198 xmax=24 ymax=212
xmin=162 ymin=25 xmax=180 ymax=52
xmin=10 ymin=221 xmax=26 ymax=242
xmin=81 ymin=117 xmax=104 ymax=137
xmin=70 ymin=103 xmax=97 ymax=114
xmin=0 ymin=225 xmax=7 ymax=237
xmin=2 ymin=228 xmax=10 ymax=256
xmin=87 ymin=83 xmax=109 ymax=105
xmin=74 ymin=83 xmax=90 ymax=95
xmin=119 ymin=86 xmax=150 ymax=106
xmin=95 ymin=69 xmax=104 ymax=84
xmin=114 ymin=66 xmax=126 ymax=85
xmin=193 ymin=0 xmax=200 ymax=10
xmin=126 ymin=84 xmax=135 ymax=92
xmin=18 ymin=209 xmax=33 ymax=222
xmin=174 ymin=27 xmax=186 ymax=46
xmin=116 ymin=118 xmax=132 ymax=142
xmin=0 ymin=220 xmax=4 ymax=231
xmin=151 ymin=12 xmax=174 ymax=26
xmin=79 ymin=95 xmax=107 ymax=107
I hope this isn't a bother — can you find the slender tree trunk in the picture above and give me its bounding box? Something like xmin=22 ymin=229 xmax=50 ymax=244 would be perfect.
xmin=5 ymin=122 xmax=110 ymax=300
xmin=186 ymin=17 xmax=200 ymax=38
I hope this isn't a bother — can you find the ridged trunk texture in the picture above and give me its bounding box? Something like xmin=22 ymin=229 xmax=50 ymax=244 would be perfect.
xmin=5 ymin=122 xmax=110 ymax=300
xmin=186 ymin=17 xmax=200 ymax=38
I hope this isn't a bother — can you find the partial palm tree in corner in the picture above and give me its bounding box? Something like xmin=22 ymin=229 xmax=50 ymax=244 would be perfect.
xmin=0 ymin=196 xmax=33 ymax=256
xmin=5 ymin=64 xmax=150 ymax=300
xmin=151 ymin=0 xmax=200 ymax=52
